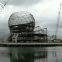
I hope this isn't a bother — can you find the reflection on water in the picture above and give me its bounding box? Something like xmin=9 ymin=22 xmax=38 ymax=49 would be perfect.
xmin=0 ymin=47 xmax=62 ymax=62
xmin=0 ymin=47 xmax=10 ymax=62
xmin=9 ymin=47 xmax=47 ymax=62
xmin=9 ymin=47 xmax=34 ymax=62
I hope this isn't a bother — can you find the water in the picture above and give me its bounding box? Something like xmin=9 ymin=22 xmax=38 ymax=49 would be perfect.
xmin=0 ymin=47 xmax=62 ymax=62
xmin=0 ymin=47 xmax=10 ymax=62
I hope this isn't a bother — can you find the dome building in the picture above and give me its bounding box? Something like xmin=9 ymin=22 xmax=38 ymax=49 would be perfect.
xmin=8 ymin=11 xmax=35 ymax=33
xmin=8 ymin=11 xmax=47 ymax=43
xmin=8 ymin=11 xmax=35 ymax=42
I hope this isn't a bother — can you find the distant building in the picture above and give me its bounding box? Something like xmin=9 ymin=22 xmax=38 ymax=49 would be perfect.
xmin=8 ymin=11 xmax=47 ymax=43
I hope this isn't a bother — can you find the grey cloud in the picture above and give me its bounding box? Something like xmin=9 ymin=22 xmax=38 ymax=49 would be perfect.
xmin=48 ymin=20 xmax=62 ymax=30
xmin=47 ymin=23 xmax=56 ymax=29
xmin=7 ymin=0 xmax=41 ymax=6
xmin=0 ymin=22 xmax=9 ymax=38
xmin=0 ymin=29 xmax=9 ymax=38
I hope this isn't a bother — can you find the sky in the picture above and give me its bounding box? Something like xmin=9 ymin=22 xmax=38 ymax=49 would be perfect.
xmin=0 ymin=0 xmax=62 ymax=39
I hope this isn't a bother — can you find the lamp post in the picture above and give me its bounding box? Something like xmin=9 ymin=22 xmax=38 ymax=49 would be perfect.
xmin=44 ymin=28 xmax=47 ymax=42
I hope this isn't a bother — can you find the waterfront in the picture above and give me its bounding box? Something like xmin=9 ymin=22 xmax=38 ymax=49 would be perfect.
xmin=0 ymin=47 xmax=62 ymax=62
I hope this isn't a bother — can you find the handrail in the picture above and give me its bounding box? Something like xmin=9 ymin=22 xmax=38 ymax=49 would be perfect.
xmin=0 ymin=43 xmax=62 ymax=47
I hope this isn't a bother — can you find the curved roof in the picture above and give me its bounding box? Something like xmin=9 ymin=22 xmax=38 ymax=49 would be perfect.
xmin=8 ymin=11 xmax=35 ymax=26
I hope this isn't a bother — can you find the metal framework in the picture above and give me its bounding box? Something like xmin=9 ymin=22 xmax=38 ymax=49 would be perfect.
xmin=55 ymin=3 xmax=62 ymax=39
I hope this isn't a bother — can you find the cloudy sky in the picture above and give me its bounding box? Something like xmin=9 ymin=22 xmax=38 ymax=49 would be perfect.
xmin=0 ymin=0 xmax=62 ymax=39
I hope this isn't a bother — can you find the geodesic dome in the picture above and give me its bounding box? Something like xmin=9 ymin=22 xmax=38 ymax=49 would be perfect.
xmin=8 ymin=11 xmax=35 ymax=33
xmin=8 ymin=11 xmax=35 ymax=26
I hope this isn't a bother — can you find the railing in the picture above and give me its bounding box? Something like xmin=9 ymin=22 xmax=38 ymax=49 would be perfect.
xmin=0 ymin=43 xmax=62 ymax=47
